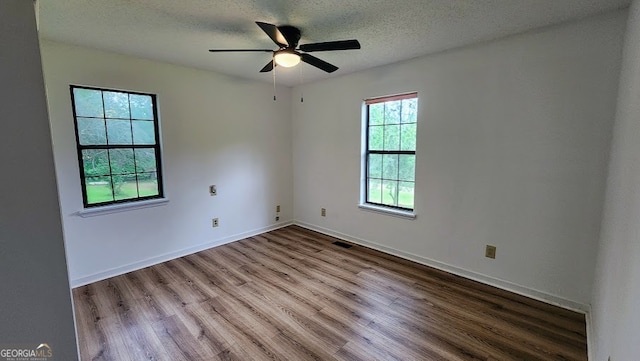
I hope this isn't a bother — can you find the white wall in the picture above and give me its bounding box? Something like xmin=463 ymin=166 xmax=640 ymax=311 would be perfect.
xmin=0 ymin=1 xmax=78 ymax=359
xmin=292 ymin=11 xmax=625 ymax=309
xmin=41 ymin=41 xmax=293 ymax=286
xmin=591 ymin=1 xmax=640 ymax=359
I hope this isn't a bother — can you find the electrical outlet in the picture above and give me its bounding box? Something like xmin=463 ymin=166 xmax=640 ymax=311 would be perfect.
xmin=321 ymin=208 xmax=326 ymax=217
xmin=212 ymin=218 xmax=219 ymax=227
xmin=209 ymin=185 xmax=217 ymax=196
xmin=275 ymin=216 xmax=280 ymax=221
xmin=485 ymin=245 xmax=496 ymax=259
xmin=276 ymin=205 xmax=280 ymax=213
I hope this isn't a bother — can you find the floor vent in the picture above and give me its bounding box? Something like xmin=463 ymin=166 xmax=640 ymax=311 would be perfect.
xmin=332 ymin=241 xmax=353 ymax=249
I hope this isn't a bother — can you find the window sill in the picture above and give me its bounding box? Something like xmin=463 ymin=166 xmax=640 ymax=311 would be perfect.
xmin=358 ymin=204 xmax=416 ymax=219
xmin=76 ymin=198 xmax=169 ymax=218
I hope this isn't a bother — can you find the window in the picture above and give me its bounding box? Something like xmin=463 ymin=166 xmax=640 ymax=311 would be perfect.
xmin=364 ymin=92 xmax=417 ymax=211
xmin=70 ymin=85 xmax=164 ymax=207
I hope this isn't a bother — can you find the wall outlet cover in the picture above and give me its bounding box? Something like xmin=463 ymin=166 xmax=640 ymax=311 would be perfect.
xmin=485 ymin=245 xmax=496 ymax=259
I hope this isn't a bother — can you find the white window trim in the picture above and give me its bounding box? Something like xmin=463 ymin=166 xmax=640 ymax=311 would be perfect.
xmin=76 ymin=198 xmax=169 ymax=218
xmin=358 ymin=203 xmax=416 ymax=219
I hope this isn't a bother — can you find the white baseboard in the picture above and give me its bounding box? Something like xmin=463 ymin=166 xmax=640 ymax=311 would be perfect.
xmin=69 ymin=220 xmax=594 ymax=355
xmin=71 ymin=219 xmax=589 ymax=314
xmin=585 ymin=304 xmax=594 ymax=360
xmin=294 ymin=220 xmax=589 ymax=313
xmin=70 ymin=221 xmax=293 ymax=287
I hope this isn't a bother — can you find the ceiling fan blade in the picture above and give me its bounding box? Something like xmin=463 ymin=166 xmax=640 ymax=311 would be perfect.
xmin=209 ymin=49 xmax=272 ymax=52
xmin=277 ymin=25 xmax=302 ymax=49
xmin=256 ymin=21 xmax=288 ymax=47
xmin=299 ymin=40 xmax=361 ymax=52
xmin=259 ymin=60 xmax=275 ymax=73
xmin=300 ymin=53 xmax=338 ymax=73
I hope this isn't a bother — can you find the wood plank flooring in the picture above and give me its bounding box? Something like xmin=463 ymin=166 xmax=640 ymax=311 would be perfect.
xmin=72 ymin=225 xmax=587 ymax=360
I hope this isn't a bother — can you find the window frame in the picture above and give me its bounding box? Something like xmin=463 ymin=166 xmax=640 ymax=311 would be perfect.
xmin=70 ymin=85 xmax=165 ymax=208
xmin=363 ymin=92 xmax=418 ymax=213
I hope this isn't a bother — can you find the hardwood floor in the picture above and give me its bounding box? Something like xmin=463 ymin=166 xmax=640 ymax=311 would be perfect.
xmin=72 ymin=225 xmax=587 ymax=360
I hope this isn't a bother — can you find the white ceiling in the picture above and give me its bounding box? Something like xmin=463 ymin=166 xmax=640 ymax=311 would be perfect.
xmin=39 ymin=0 xmax=630 ymax=87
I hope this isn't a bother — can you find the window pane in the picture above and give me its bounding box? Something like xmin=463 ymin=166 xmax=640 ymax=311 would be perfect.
xmin=368 ymin=126 xmax=384 ymax=151
xmin=382 ymin=154 xmax=399 ymax=180
xmin=384 ymin=101 xmax=401 ymax=125
xmin=113 ymin=174 xmax=138 ymax=201
xmin=85 ymin=176 xmax=113 ymax=204
xmin=398 ymin=181 xmax=415 ymax=209
xmin=138 ymin=172 xmax=159 ymax=197
xmin=77 ymin=118 xmax=107 ymax=145
xmin=134 ymin=148 xmax=157 ymax=173
xmin=109 ymin=149 xmax=135 ymax=175
xmin=364 ymin=94 xmax=417 ymax=210
xmin=106 ymin=119 xmax=133 ymax=145
xmin=399 ymin=155 xmax=415 ymax=182
xmin=383 ymin=124 xmax=400 ymax=151
xmin=73 ymin=88 xmax=104 ymax=118
xmin=369 ymin=103 xmax=384 ymax=125
xmin=72 ymin=86 xmax=162 ymax=208
xmin=401 ymin=98 xmax=418 ymax=123
xmin=103 ymin=91 xmax=130 ymax=119
xmin=132 ymin=120 xmax=156 ymax=145
xmin=367 ymin=178 xmax=382 ymax=204
xmin=381 ymin=180 xmax=399 ymax=207
xmin=400 ymin=123 xmax=416 ymax=151
xmin=368 ymin=153 xmax=382 ymax=178
xmin=82 ymin=149 xmax=110 ymax=177
xmin=130 ymin=94 xmax=154 ymax=120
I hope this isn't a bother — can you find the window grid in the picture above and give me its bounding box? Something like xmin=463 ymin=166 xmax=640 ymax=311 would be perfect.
xmin=365 ymin=92 xmax=417 ymax=211
xmin=71 ymin=85 xmax=164 ymax=208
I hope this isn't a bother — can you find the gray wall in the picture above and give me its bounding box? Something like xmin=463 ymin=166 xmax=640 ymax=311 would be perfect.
xmin=0 ymin=1 xmax=78 ymax=360
xmin=591 ymin=0 xmax=640 ymax=359
xmin=292 ymin=10 xmax=625 ymax=309
xmin=41 ymin=40 xmax=293 ymax=286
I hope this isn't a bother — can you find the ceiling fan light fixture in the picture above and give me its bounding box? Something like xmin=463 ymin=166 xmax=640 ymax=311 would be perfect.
xmin=209 ymin=22 xmax=360 ymax=74
xmin=274 ymin=50 xmax=301 ymax=68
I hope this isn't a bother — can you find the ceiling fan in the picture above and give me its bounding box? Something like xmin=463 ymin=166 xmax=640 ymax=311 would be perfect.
xmin=209 ymin=21 xmax=361 ymax=73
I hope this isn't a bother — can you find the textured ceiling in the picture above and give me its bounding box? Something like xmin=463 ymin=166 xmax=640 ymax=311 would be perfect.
xmin=39 ymin=0 xmax=630 ymax=86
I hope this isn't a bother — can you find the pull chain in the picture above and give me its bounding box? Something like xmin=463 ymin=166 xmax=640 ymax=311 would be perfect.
xmin=273 ymin=61 xmax=277 ymax=101
xmin=300 ymin=64 xmax=304 ymax=102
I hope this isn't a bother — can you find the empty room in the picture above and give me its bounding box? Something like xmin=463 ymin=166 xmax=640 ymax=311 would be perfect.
xmin=3 ymin=0 xmax=640 ymax=360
